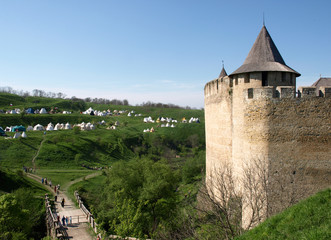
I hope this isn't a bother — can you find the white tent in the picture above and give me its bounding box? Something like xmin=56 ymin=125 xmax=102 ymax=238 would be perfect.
xmin=90 ymin=124 xmax=96 ymax=130
xmin=40 ymin=108 xmax=47 ymax=114
xmin=54 ymin=123 xmax=62 ymax=130
xmin=27 ymin=126 xmax=34 ymax=131
xmin=127 ymin=112 xmax=132 ymax=117
xmin=65 ymin=123 xmax=71 ymax=130
xmin=80 ymin=123 xmax=86 ymax=130
xmin=13 ymin=132 xmax=21 ymax=138
xmin=21 ymin=131 xmax=27 ymax=138
xmin=46 ymin=125 xmax=54 ymax=131
xmin=33 ymin=124 xmax=44 ymax=131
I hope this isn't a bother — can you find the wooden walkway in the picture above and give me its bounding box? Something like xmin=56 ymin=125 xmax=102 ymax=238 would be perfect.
xmin=27 ymin=173 xmax=94 ymax=239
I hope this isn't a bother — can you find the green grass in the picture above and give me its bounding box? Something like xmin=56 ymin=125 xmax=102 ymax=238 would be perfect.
xmin=67 ymin=173 xmax=107 ymax=210
xmin=35 ymin=169 xmax=96 ymax=190
xmin=237 ymin=188 xmax=331 ymax=240
xmin=0 ymin=167 xmax=51 ymax=196
xmin=0 ymin=133 xmax=42 ymax=169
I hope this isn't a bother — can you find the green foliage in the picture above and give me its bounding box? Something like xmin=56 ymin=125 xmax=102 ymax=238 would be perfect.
xmin=182 ymin=151 xmax=205 ymax=184
xmin=237 ymin=188 xmax=331 ymax=240
xmin=97 ymin=158 xmax=179 ymax=238
xmin=73 ymin=126 xmax=81 ymax=134
xmin=0 ymin=189 xmax=46 ymax=239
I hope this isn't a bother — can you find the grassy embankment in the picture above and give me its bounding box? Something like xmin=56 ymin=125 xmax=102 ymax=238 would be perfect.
xmin=237 ymin=188 xmax=331 ymax=240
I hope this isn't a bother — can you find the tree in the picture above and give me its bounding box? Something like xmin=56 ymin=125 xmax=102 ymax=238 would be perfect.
xmin=98 ymin=158 xmax=179 ymax=238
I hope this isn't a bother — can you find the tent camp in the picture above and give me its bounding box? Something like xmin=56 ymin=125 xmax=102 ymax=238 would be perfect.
xmin=11 ymin=125 xmax=26 ymax=132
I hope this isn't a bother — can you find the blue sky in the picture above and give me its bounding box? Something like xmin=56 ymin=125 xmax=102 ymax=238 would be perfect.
xmin=1 ymin=0 xmax=330 ymax=108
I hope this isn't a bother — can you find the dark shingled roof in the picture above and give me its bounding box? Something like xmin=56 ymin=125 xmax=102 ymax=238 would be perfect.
xmin=230 ymin=26 xmax=300 ymax=77
xmin=312 ymin=77 xmax=331 ymax=88
xmin=219 ymin=66 xmax=228 ymax=78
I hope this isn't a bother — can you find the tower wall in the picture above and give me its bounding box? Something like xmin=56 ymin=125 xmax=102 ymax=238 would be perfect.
xmin=204 ymin=73 xmax=331 ymax=226
xmin=204 ymin=77 xmax=232 ymax=183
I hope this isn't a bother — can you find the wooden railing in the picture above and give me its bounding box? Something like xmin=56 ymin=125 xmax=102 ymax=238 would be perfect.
xmin=74 ymin=191 xmax=99 ymax=234
xmin=45 ymin=194 xmax=68 ymax=239
xmin=74 ymin=191 xmax=152 ymax=240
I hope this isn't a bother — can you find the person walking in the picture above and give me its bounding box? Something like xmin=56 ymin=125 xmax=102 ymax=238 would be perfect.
xmin=62 ymin=216 xmax=66 ymax=226
xmin=61 ymin=198 xmax=65 ymax=208
xmin=65 ymin=216 xmax=68 ymax=226
xmin=41 ymin=178 xmax=44 ymax=184
xmin=49 ymin=180 xmax=52 ymax=188
xmin=55 ymin=195 xmax=57 ymax=202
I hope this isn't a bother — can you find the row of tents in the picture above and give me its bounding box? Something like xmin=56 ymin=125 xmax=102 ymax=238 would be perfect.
xmin=143 ymin=116 xmax=200 ymax=124
xmin=3 ymin=108 xmax=72 ymax=115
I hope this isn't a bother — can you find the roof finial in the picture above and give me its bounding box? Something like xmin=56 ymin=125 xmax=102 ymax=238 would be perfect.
xmin=263 ymin=12 xmax=265 ymax=26
xmin=222 ymin=60 xmax=224 ymax=68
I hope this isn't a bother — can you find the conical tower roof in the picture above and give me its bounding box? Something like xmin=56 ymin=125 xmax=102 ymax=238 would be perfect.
xmin=230 ymin=26 xmax=300 ymax=76
xmin=219 ymin=66 xmax=228 ymax=78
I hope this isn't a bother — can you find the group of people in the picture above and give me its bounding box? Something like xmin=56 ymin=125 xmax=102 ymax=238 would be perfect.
xmin=41 ymin=177 xmax=52 ymax=187
xmin=57 ymin=215 xmax=72 ymax=226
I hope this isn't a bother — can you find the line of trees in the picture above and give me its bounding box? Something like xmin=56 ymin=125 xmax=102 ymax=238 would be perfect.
xmin=0 ymin=86 xmax=194 ymax=109
xmin=0 ymin=86 xmax=129 ymax=106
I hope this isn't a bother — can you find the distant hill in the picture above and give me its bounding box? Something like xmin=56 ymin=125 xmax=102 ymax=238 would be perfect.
xmin=0 ymin=92 xmax=204 ymax=127
xmin=237 ymin=188 xmax=331 ymax=240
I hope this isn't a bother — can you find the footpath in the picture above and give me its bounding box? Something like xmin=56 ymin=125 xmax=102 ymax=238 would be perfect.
xmin=27 ymin=173 xmax=98 ymax=240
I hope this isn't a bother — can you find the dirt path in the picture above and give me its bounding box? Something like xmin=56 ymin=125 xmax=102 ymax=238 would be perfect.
xmin=27 ymin=172 xmax=100 ymax=239
xmin=32 ymin=135 xmax=46 ymax=170
xmin=28 ymin=133 xmax=102 ymax=239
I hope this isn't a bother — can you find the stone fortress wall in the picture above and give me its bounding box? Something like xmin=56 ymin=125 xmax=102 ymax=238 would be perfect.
xmin=204 ymin=73 xmax=331 ymax=225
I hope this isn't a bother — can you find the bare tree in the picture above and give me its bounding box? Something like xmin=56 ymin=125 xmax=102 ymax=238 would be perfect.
xmin=198 ymin=157 xmax=312 ymax=238
xmin=197 ymin=164 xmax=243 ymax=239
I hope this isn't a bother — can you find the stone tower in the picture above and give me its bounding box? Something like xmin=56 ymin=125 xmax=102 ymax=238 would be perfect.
xmin=204 ymin=25 xmax=331 ymax=227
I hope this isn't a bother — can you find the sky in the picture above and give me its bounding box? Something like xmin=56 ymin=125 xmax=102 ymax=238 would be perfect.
xmin=0 ymin=0 xmax=330 ymax=109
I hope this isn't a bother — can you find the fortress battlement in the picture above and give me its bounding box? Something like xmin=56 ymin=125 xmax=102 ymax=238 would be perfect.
xmin=205 ymin=77 xmax=331 ymax=100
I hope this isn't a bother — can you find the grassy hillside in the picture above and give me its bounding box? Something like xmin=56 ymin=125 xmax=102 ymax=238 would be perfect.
xmin=238 ymin=188 xmax=331 ymax=240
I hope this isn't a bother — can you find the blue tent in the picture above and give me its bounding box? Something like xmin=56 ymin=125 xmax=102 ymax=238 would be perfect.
xmin=11 ymin=125 xmax=26 ymax=132
xmin=26 ymin=108 xmax=34 ymax=114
